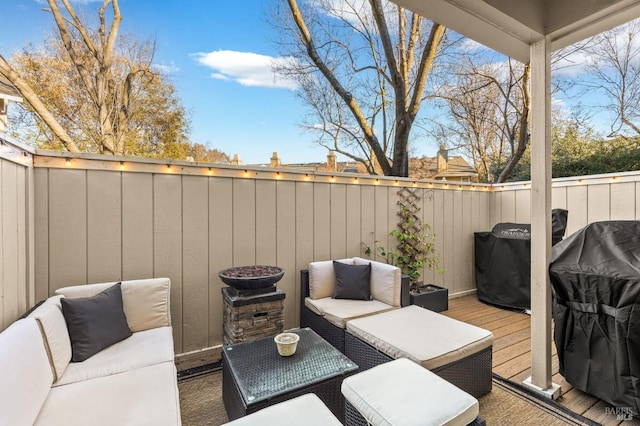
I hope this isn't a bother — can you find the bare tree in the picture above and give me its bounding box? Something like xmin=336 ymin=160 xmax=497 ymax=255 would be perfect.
xmin=582 ymin=20 xmax=640 ymax=136
xmin=1 ymin=0 xmax=189 ymax=157
xmin=273 ymin=0 xmax=446 ymax=176
xmin=0 ymin=54 xmax=79 ymax=152
xmin=433 ymin=57 xmax=530 ymax=183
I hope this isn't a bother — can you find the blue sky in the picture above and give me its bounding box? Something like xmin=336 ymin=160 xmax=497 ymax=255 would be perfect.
xmin=3 ymin=0 xmax=358 ymax=164
xmin=2 ymin=1 xmax=625 ymax=165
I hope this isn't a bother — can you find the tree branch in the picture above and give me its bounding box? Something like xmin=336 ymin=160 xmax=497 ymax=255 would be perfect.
xmin=0 ymin=54 xmax=80 ymax=152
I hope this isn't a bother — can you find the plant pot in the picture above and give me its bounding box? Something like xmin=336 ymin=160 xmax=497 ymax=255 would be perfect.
xmin=274 ymin=332 xmax=299 ymax=356
xmin=410 ymin=284 xmax=448 ymax=312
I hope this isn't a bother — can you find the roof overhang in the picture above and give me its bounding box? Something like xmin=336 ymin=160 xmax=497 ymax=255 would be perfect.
xmin=0 ymin=74 xmax=22 ymax=103
xmin=390 ymin=0 xmax=640 ymax=62
xmin=0 ymin=94 xmax=23 ymax=103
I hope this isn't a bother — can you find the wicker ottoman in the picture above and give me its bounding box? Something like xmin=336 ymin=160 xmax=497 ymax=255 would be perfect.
xmin=341 ymin=358 xmax=484 ymax=426
xmin=345 ymin=305 xmax=493 ymax=397
xmin=223 ymin=394 xmax=342 ymax=426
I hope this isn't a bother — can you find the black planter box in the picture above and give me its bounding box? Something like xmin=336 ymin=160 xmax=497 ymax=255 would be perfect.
xmin=410 ymin=284 xmax=448 ymax=312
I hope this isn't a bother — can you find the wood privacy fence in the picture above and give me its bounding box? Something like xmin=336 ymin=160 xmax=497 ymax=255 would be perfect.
xmin=3 ymin=146 xmax=640 ymax=361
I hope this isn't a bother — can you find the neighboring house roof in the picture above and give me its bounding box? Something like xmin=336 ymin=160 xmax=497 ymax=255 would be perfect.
xmin=0 ymin=74 xmax=22 ymax=102
xmin=409 ymin=155 xmax=478 ymax=180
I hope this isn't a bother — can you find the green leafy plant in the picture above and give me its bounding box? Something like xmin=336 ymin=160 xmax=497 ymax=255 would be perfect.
xmin=364 ymin=219 xmax=442 ymax=286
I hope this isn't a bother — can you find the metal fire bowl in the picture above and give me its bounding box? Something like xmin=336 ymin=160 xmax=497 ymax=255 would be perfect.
xmin=218 ymin=266 xmax=285 ymax=290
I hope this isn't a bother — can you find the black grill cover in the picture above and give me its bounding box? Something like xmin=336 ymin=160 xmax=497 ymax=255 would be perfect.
xmin=550 ymin=221 xmax=640 ymax=414
xmin=474 ymin=209 xmax=568 ymax=311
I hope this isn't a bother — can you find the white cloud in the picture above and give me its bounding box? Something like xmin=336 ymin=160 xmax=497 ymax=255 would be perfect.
xmin=209 ymin=73 xmax=229 ymax=81
xmin=459 ymin=39 xmax=486 ymax=53
xmin=552 ymin=50 xmax=591 ymax=77
xmin=193 ymin=50 xmax=297 ymax=90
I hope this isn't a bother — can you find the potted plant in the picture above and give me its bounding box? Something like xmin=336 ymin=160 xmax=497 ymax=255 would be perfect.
xmin=364 ymin=206 xmax=447 ymax=312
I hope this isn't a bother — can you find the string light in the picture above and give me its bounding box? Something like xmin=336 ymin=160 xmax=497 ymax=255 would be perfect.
xmin=208 ymin=167 xmax=213 ymax=176
xmin=166 ymin=164 xmax=172 ymax=172
xmin=0 ymin=141 xmax=11 ymax=154
xmin=304 ymin=174 xmax=310 ymax=181
xmin=119 ymin=161 xmax=125 ymax=171
xmin=65 ymin=158 xmax=71 ymax=167
xmin=243 ymin=170 xmax=249 ymax=178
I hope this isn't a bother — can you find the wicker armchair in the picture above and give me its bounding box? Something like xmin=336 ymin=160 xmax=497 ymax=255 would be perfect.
xmin=300 ymin=258 xmax=410 ymax=353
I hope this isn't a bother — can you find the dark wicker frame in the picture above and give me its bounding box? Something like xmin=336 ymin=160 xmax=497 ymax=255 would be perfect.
xmin=345 ymin=330 xmax=493 ymax=398
xmin=300 ymin=269 xmax=411 ymax=354
xmin=345 ymin=400 xmax=486 ymax=426
xmin=223 ymin=359 xmax=350 ymax=421
xmin=222 ymin=328 xmax=358 ymax=422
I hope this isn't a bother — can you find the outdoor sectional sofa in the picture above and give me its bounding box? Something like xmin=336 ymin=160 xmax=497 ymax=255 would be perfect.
xmin=300 ymin=257 xmax=410 ymax=353
xmin=0 ymin=278 xmax=181 ymax=426
xmin=301 ymin=258 xmax=493 ymax=398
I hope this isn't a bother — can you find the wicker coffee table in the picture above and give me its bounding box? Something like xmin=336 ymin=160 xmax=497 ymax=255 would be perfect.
xmin=222 ymin=327 xmax=358 ymax=421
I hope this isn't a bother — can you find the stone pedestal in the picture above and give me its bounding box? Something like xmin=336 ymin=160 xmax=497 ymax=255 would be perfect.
xmin=222 ymin=287 xmax=285 ymax=345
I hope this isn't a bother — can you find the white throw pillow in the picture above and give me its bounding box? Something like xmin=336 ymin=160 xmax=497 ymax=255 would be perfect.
xmin=56 ymin=278 xmax=171 ymax=332
xmin=308 ymin=258 xmax=353 ymax=299
xmin=28 ymin=296 xmax=72 ymax=382
xmin=353 ymin=257 xmax=401 ymax=306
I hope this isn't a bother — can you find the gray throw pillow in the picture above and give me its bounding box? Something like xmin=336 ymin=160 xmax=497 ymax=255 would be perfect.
xmin=61 ymin=282 xmax=132 ymax=362
xmin=333 ymin=261 xmax=371 ymax=300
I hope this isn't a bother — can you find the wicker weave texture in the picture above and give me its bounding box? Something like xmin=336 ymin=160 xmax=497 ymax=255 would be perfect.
xmin=222 ymin=328 xmax=357 ymax=421
xmin=345 ymin=331 xmax=493 ymax=398
xmin=344 ymin=399 xmax=369 ymax=426
xmin=301 ymin=306 xmax=346 ymax=353
xmin=431 ymin=346 xmax=493 ymax=398
xmin=222 ymin=359 xmax=247 ymax=421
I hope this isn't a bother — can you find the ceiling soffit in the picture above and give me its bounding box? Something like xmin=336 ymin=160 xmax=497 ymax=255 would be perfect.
xmin=391 ymin=0 xmax=640 ymax=62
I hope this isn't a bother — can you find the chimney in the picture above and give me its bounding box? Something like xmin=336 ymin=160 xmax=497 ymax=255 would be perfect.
xmin=327 ymin=150 xmax=337 ymax=171
xmin=436 ymin=144 xmax=448 ymax=173
xmin=270 ymin=152 xmax=281 ymax=168
xmin=231 ymin=154 xmax=241 ymax=165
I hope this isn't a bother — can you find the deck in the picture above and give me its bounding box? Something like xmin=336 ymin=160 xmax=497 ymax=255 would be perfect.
xmin=445 ymin=295 xmax=639 ymax=426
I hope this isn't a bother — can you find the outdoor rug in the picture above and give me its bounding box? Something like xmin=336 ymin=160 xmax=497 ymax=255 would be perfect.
xmin=178 ymin=366 xmax=597 ymax=425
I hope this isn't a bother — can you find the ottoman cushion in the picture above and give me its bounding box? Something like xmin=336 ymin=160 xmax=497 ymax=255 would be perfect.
xmin=223 ymin=394 xmax=342 ymax=425
xmin=341 ymin=358 xmax=479 ymax=426
xmin=346 ymin=305 xmax=493 ymax=369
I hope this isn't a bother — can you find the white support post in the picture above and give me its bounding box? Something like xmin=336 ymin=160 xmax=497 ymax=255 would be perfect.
xmin=524 ymin=37 xmax=561 ymax=399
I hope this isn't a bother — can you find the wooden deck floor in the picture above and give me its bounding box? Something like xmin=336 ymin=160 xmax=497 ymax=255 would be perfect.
xmin=444 ymin=295 xmax=639 ymax=426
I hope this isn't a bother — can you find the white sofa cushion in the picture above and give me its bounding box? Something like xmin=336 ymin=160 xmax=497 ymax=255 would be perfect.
xmin=346 ymin=305 xmax=493 ymax=369
xmin=341 ymin=358 xmax=479 ymax=426
xmin=28 ymin=296 xmax=72 ymax=382
xmin=305 ymin=297 xmax=396 ymax=328
xmin=223 ymin=394 xmax=342 ymax=426
xmin=55 ymin=278 xmax=171 ymax=332
xmin=36 ymin=361 xmax=181 ymax=426
xmin=308 ymin=258 xmax=353 ymax=299
xmin=0 ymin=318 xmax=54 ymax=426
xmin=353 ymin=257 xmax=401 ymax=306
xmin=54 ymin=326 xmax=175 ymax=386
